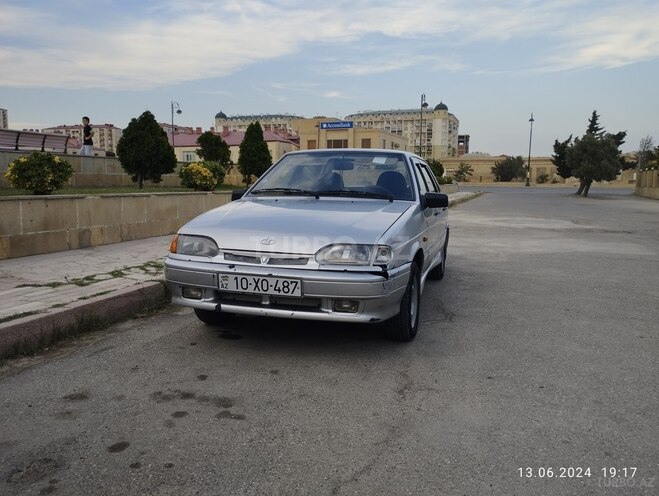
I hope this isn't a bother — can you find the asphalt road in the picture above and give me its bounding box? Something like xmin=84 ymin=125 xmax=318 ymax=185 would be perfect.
xmin=1 ymin=187 xmax=657 ymax=496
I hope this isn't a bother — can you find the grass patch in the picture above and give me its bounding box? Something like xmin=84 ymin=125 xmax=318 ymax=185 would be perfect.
xmin=78 ymin=289 xmax=116 ymax=301
xmin=137 ymin=261 xmax=165 ymax=274
xmin=14 ymin=260 xmax=164 ymax=292
xmin=16 ymin=281 xmax=67 ymax=288
xmin=0 ymin=310 xmax=41 ymax=324
xmin=67 ymin=274 xmax=100 ymax=287
xmin=50 ymin=303 xmax=68 ymax=309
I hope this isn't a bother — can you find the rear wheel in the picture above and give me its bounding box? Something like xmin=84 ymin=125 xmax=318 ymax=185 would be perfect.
xmin=194 ymin=308 xmax=235 ymax=326
xmin=385 ymin=263 xmax=420 ymax=342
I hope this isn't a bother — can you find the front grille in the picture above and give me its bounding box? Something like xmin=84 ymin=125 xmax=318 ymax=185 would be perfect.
xmin=223 ymin=251 xmax=309 ymax=266
xmin=224 ymin=253 xmax=260 ymax=264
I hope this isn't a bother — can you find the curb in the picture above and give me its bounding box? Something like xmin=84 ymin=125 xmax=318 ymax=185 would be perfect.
xmin=448 ymin=192 xmax=482 ymax=207
xmin=0 ymin=281 xmax=168 ymax=360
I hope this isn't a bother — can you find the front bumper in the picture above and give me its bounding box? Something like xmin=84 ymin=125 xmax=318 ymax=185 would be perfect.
xmin=165 ymin=258 xmax=411 ymax=323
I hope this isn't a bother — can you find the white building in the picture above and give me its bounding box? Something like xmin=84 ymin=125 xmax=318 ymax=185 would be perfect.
xmin=214 ymin=112 xmax=302 ymax=139
xmin=345 ymin=102 xmax=459 ymax=160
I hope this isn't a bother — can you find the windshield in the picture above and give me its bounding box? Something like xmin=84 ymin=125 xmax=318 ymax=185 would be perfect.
xmin=250 ymin=151 xmax=415 ymax=201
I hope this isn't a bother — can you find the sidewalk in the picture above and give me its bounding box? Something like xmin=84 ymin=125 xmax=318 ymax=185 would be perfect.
xmin=0 ymin=191 xmax=479 ymax=358
xmin=0 ymin=236 xmax=171 ymax=358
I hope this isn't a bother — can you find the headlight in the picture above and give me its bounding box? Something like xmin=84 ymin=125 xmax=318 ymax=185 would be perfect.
xmin=315 ymin=244 xmax=392 ymax=266
xmin=171 ymin=234 xmax=219 ymax=257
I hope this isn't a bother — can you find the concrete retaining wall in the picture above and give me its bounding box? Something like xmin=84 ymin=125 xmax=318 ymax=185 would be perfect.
xmin=0 ymin=150 xmax=183 ymax=188
xmin=0 ymin=192 xmax=231 ymax=260
xmin=635 ymin=169 xmax=659 ymax=200
xmin=1 ymin=149 xmax=253 ymax=188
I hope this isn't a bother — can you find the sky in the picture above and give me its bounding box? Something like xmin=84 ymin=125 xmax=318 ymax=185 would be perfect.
xmin=1 ymin=0 xmax=658 ymax=157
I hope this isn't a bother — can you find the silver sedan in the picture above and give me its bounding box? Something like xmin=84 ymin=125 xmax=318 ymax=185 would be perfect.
xmin=165 ymin=149 xmax=449 ymax=341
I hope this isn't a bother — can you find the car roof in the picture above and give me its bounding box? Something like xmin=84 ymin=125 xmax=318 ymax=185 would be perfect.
xmin=283 ymin=148 xmax=422 ymax=159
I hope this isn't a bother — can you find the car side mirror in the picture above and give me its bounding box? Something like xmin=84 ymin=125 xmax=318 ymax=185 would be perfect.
xmin=231 ymin=189 xmax=247 ymax=201
xmin=423 ymin=192 xmax=448 ymax=209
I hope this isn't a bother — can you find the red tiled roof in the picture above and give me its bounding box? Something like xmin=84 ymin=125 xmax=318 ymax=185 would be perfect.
xmin=168 ymin=130 xmax=299 ymax=148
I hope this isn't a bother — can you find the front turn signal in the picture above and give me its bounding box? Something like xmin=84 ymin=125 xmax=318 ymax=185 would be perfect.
xmin=169 ymin=234 xmax=179 ymax=253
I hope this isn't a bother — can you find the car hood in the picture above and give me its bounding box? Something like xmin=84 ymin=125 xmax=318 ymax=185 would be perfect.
xmin=179 ymin=197 xmax=412 ymax=254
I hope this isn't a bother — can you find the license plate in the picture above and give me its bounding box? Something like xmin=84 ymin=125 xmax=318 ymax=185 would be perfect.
xmin=218 ymin=274 xmax=303 ymax=297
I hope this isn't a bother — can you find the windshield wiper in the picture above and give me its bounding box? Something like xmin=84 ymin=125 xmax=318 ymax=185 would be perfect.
xmin=250 ymin=188 xmax=319 ymax=198
xmin=317 ymin=190 xmax=394 ymax=202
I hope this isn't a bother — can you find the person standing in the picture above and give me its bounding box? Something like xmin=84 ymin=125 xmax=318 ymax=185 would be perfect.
xmin=80 ymin=116 xmax=94 ymax=156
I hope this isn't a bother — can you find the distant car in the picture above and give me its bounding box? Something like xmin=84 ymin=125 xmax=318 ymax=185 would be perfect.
xmin=165 ymin=149 xmax=449 ymax=341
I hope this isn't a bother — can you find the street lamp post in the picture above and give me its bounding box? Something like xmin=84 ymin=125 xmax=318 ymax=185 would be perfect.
xmin=419 ymin=94 xmax=429 ymax=157
xmin=171 ymin=101 xmax=182 ymax=149
xmin=526 ymin=113 xmax=534 ymax=187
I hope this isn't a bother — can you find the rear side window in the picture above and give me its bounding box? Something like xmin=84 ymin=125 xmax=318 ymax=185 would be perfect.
xmin=413 ymin=161 xmax=433 ymax=195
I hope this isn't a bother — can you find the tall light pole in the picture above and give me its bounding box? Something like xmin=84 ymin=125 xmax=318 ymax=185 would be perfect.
xmin=171 ymin=100 xmax=182 ymax=149
xmin=419 ymin=94 xmax=429 ymax=157
xmin=526 ymin=113 xmax=534 ymax=187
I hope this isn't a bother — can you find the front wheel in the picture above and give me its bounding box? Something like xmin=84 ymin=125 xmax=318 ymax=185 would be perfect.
xmin=194 ymin=308 xmax=235 ymax=326
xmin=385 ymin=263 xmax=420 ymax=342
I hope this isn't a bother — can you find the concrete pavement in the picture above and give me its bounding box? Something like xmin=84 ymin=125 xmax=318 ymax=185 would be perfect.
xmin=0 ymin=191 xmax=479 ymax=358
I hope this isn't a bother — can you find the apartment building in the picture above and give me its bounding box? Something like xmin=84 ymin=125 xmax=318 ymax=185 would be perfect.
xmin=345 ymin=102 xmax=459 ymax=160
xmin=42 ymin=123 xmax=123 ymax=154
xmin=214 ymin=112 xmax=302 ymax=138
xmin=0 ymin=109 xmax=8 ymax=129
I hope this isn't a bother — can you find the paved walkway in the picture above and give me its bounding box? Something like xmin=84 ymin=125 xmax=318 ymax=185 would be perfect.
xmin=0 ymin=191 xmax=479 ymax=357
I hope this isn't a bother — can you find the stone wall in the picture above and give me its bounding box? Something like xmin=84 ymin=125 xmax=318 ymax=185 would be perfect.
xmin=635 ymin=169 xmax=659 ymax=200
xmin=0 ymin=192 xmax=231 ymax=260
xmin=442 ymin=156 xmax=636 ymax=185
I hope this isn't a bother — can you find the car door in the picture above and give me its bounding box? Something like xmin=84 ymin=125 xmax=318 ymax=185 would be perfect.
xmin=413 ymin=159 xmax=447 ymax=274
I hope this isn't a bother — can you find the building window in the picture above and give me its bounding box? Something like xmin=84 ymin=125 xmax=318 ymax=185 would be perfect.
xmin=182 ymin=151 xmax=197 ymax=162
xmin=308 ymin=139 xmax=317 ymax=149
xmin=361 ymin=138 xmax=371 ymax=148
xmin=327 ymin=139 xmax=348 ymax=149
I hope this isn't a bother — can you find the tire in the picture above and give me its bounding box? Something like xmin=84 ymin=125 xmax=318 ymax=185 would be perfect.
xmin=194 ymin=308 xmax=235 ymax=326
xmin=385 ymin=263 xmax=421 ymax=342
xmin=428 ymin=231 xmax=449 ymax=281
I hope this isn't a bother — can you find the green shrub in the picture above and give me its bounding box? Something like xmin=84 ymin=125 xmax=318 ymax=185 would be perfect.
xmin=4 ymin=151 xmax=74 ymax=194
xmin=436 ymin=175 xmax=454 ymax=185
xmin=537 ymin=173 xmax=549 ymax=184
xmin=179 ymin=162 xmax=217 ymax=191
xmin=200 ymin=161 xmax=227 ymax=186
xmin=427 ymin=159 xmax=444 ymax=178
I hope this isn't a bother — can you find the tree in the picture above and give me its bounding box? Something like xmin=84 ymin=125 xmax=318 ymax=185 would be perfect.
xmin=427 ymin=158 xmax=444 ymax=179
xmin=553 ymin=111 xmax=627 ymax=197
xmin=567 ymin=133 xmax=621 ymax=197
xmin=552 ymin=135 xmax=573 ymax=179
xmin=637 ymin=135 xmax=655 ymax=169
xmin=196 ymin=131 xmax=230 ymax=165
xmin=453 ymin=162 xmax=474 ymax=182
xmin=586 ymin=110 xmax=605 ymax=138
xmin=491 ymin=156 xmax=525 ymax=182
xmin=116 ymin=110 xmax=176 ymax=189
xmin=238 ymin=121 xmax=272 ymax=185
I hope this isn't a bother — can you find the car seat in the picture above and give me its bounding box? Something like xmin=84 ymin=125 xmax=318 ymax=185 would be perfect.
xmin=376 ymin=171 xmax=409 ymax=199
xmin=317 ymin=172 xmax=344 ymax=191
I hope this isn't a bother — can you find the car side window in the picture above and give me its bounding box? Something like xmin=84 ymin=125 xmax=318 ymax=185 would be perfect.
xmin=413 ymin=161 xmax=430 ymax=196
xmin=418 ymin=163 xmax=439 ymax=193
